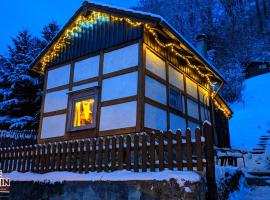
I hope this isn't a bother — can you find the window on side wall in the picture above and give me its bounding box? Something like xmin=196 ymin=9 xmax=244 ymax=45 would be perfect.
xmin=67 ymin=87 xmax=98 ymax=132
xmin=169 ymin=86 xmax=184 ymax=112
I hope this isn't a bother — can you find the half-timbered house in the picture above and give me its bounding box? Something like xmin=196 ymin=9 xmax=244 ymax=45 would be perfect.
xmin=30 ymin=1 xmax=232 ymax=146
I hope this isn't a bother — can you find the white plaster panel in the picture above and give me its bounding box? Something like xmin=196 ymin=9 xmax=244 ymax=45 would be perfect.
xmin=186 ymin=77 xmax=198 ymax=99
xmin=146 ymin=49 xmax=166 ymax=79
xmin=102 ymin=72 xmax=138 ymax=101
xmin=199 ymin=87 xmax=209 ymax=106
xmin=44 ymin=89 xmax=68 ymax=113
xmin=72 ymin=82 xmax=98 ymax=92
xmin=41 ymin=114 xmax=66 ymax=139
xmin=145 ymin=76 xmax=167 ymax=105
xmin=200 ymin=106 xmax=210 ymax=121
xmin=169 ymin=66 xmax=184 ymax=90
xmin=144 ymin=103 xmax=167 ymax=131
xmin=46 ymin=65 xmax=70 ymax=89
xmin=187 ymin=98 xmax=199 ymax=119
xmin=99 ymin=101 xmax=137 ymax=131
xmin=103 ymin=43 xmax=139 ymax=74
xmin=74 ymin=56 xmax=99 ymax=82
xmin=169 ymin=113 xmax=186 ymax=133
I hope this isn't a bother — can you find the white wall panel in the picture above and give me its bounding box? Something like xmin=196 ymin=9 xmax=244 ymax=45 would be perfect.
xmin=41 ymin=114 xmax=66 ymax=139
xmin=102 ymin=72 xmax=138 ymax=101
xmin=103 ymin=43 xmax=138 ymax=74
xmin=169 ymin=113 xmax=186 ymax=133
xmin=187 ymin=99 xmax=199 ymax=119
xmin=74 ymin=56 xmax=99 ymax=82
xmin=145 ymin=76 xmax=167 ymax=105
xmin=46 ymin=65 xmax=70 ymax=89
xmin=72 ymin=82 xmax=98 ymax=92
xmin=99 ymin=101 xmax=137 ymax=131
xmin=146 ymin=49 xmax=166 ymax=79
xmin=44 ymin=89 xmax=68 ymax=113
xmin=169 ymin=66 xmax=184 ymax=90
xmin=186 ymin=77 xmax=198 ymax=99
xmin=199 ymin=87 xmax=209 ymax=106
xmin=144 ymin=103 xmax=167 ymax=131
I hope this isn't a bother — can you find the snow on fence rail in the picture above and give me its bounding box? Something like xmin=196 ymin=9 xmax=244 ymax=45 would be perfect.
xmin=0 ymin=123 xmax=217 ymax=199
xmin=0 ymin=125 xmax=213 ymax=174
xmin=0 ymin=130 xmax=37 ymax=148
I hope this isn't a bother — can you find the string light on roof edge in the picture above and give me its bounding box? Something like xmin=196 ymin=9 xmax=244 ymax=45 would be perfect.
xmin=38 ymin=11 xmax=230 ymax=118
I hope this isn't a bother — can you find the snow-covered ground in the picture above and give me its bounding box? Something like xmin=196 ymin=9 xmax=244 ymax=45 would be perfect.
xmin=4 ymin=170 xmax=201 ymax=186
xmin=229 ymin=185 xmax=270 ymax=200
xmin=229 ymin=73 xmax=270 ymax=150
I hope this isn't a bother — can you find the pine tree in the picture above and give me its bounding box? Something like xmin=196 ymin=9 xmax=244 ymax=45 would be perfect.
xmin=0 ymin=22 xmax=59 ymax=129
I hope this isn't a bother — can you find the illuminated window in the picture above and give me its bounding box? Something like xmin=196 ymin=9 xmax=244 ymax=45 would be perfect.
xmin=68 ymin=88 xmax=98 ymax=132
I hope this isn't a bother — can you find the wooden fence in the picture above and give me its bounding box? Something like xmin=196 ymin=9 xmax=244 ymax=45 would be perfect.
xmin=0 ymin=130 xmax=37 ymax=148
xmin=0 ymin=123 xmax=217 ymax=198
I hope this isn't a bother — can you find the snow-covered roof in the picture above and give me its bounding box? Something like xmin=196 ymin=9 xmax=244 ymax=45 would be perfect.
xmin=30 ymin=0 xmax=224 ymax=83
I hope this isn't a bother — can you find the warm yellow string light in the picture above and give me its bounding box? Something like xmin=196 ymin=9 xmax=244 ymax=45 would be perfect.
xmin=38 ymin=10 xmax=230 ymax=117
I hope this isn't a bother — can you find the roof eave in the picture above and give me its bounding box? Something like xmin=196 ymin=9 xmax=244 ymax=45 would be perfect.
xmin=159 ymin=21 xmax=225 ymax=84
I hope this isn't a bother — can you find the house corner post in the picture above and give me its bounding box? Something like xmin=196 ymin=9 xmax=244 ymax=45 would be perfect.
xmin=203 ymin=122 xmax=217 ymax=200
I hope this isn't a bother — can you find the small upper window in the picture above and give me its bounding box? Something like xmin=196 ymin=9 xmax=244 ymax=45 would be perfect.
xmin=169 ymin=86 xmax=184 ymax=112
xmin=68 ymin=88 xmax=98 ymax=132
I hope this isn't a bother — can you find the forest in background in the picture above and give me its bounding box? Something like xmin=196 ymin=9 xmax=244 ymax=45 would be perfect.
xmin=0 ymin=0 xmax=269 ymax=129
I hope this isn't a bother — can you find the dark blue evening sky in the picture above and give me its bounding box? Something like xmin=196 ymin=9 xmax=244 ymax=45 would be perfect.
xmin=0 ymin=0 xmax=138 ymax=55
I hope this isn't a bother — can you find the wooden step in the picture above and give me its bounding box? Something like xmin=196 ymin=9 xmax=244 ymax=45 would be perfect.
xmin=248 ymin=171 xmax=270 ymax=177
xmin=246 ymin=177 xmax=270 ymax=186
xmin=250 ymin=151 xmax=265 ymax=154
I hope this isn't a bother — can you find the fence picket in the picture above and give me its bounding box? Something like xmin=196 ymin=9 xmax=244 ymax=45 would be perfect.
xmin=176 ymin=130 xmax=183 ymax=170
xmin=17 ymin=147 xmax=23 ymax=172
xmin=26 ymin=145 xmax=31 ymax=172
xmin=186 ymin=129 xmax=193 ymax=171
xmin=104 ymin=138 xmax=109 ymax=172
xmin=21 ymin=146 xmax=27 ymax=172
xmin=8 ymin=148 xmax=14 ymax=172
xmin=90 ymin=139 xmax=96 ymax=172
xmin=167 ymin=131 xmax=173 ymax=170
xmin=51 ymin=143 xmax=56 ymax=172
xmin=111 ymin=137 xmax=116 ymax=171
xmin=141 ymin=134 xmax=147 ymax=172
xmin=118 ymin=136 xmax=124 ymax=170
xmin=195 ymin=128 xmax=203 ymax=171
xmin=150 ymin=133 xmax=155 ymax=172
xmin=133 ymin=135 xmax=139 ymax=172
xmin=73 ymin=141 xmax=78 ymax=172
xmin=158 ymin=132 xmax=164 ymax=171
xmin=97 ymin=138 xmax=103 ymax=172
xmin=78 ymin=141 xmax=84 ymax=173
xmin=13 ymin=147 xmax=18 ymax=171
xmin=56 ymin=143 xmax=62 ymax=171
xmin=40 ymin=144 xmax=46 ymax=173
xmin=61 ymin=142 xmax=67 ymax=171
xmin=85 ymin=140 xmax=90 ymax=173
xmin=67 ymin=142 xmax=72 ymax=171
xmin=45 ymin=144 xmax=51 ymax=173
xmin=125 ymin=135 xmax=131 ymax=171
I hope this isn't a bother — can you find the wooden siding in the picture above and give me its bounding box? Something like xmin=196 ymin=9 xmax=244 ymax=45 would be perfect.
xmin=47 ymin=20 xmax=143 ymax=68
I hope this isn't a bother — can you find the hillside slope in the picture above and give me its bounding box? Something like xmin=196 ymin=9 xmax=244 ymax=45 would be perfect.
xmin=229 ymin=73 xmax=270 ymax=150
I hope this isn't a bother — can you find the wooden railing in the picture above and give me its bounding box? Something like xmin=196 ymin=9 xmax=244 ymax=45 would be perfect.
xmin=0 ymin=123 xmax=217 ymax=198
xmin=0 ymin=130 xmax=37 ymax=148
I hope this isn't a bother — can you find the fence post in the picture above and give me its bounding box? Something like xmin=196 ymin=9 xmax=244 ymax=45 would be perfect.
xmin=203 ymin=122 xmax=217 ymax=200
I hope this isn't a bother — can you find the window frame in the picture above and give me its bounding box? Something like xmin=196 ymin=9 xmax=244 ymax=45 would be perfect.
xmin=67 ymin=87 xmax=98 ymax=132
xmin=169 ymin=86 xmax=184 ymax=113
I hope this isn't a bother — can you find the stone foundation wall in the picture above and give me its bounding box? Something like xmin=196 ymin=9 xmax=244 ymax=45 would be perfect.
xmin=8 ymin=178 xmax=206 ymax=200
